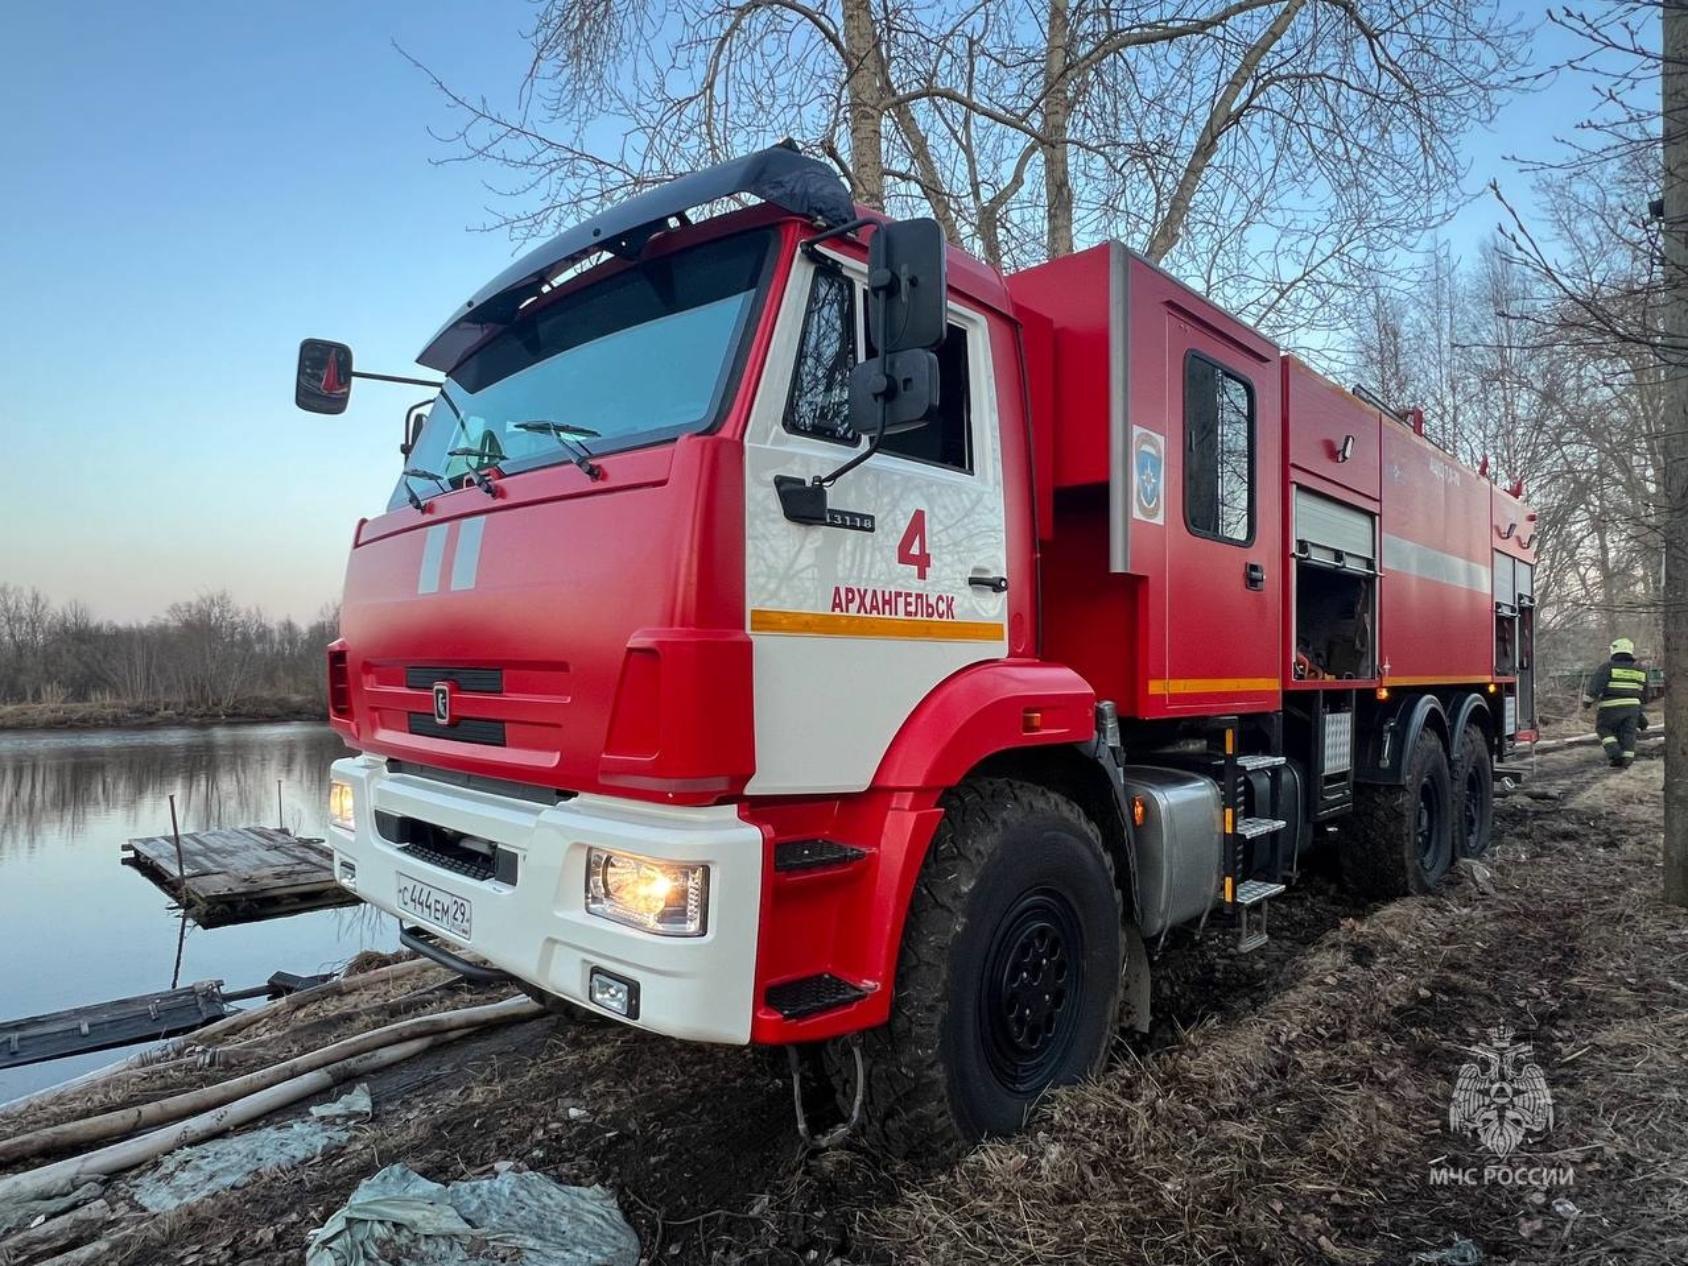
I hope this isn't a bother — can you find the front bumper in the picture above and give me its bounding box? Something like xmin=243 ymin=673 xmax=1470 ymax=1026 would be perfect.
xmin=328 ymin=755 xmax=763 ymax=1043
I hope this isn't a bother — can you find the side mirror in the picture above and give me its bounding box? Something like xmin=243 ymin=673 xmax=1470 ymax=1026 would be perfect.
xmin=865 ymin=218 xmax=947 ymax=354
xmin=296 ymin=339 xmax=354 ymax=415
xmin=848 ymin=349 xmax=939 ymax=435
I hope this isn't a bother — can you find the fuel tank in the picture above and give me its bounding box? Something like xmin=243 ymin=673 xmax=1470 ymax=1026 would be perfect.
xmin=330 ymin=433 xmax=753 ymax=804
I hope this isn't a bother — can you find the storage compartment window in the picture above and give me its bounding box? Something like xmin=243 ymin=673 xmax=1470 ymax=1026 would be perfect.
xmin=1184 ymin=353 xmax=1254 ymax=544
xmin=1293 ymin=488 xmax=1376 ymax=681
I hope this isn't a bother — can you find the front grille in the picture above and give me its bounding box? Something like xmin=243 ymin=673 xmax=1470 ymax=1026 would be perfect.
xmin=376 ymin=811 xmax=518 ymax=885
xmin=406 ymin=666 xmax=502 ymax=693
xmin=407 ymin=714 xmax=506 ymax=746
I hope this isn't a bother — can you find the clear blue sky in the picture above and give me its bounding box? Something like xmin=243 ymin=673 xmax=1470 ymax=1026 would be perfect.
xmin=0 ymin=3 xmax=1596 ymax=623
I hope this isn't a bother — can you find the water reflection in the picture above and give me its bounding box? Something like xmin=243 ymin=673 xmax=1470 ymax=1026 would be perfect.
xmin=0 ymin=723 xmax=399 ymax=1102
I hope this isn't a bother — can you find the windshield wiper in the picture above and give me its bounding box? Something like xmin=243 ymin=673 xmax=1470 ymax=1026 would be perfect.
xmin=404 ymin=467 xmax=449 ymax=494
xmin=398 ymin=466 xmax=451 ymax=511
xmin=514 ymin=420 xmax=604 ymax=481
xmin=445 ymin=449 xmax=501 ymax=497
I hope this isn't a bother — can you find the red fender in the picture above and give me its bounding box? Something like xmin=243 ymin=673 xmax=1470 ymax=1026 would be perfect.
xmin=747 ymin=659 xmax=1099 ymax=1043
xmin=872 ymin=657 xmax=1098 ymax=790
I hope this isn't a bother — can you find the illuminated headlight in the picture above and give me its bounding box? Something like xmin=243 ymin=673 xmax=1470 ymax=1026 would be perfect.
xmin=328 ymin=780 xmax=355 ymax=832
xmin=585 ymin=848 xmax=708 ymax=936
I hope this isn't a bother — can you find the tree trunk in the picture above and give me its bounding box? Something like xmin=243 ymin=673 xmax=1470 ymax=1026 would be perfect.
xmin=1041 ymin=0 xmax=1074 ymax=258
xmin=1146 ymin=0 xmax=1305 ymax=264
xmin=840 ymin=0 xmax=884 ymax=209
xmin=1662 ymin=0 xmax=1688 ymax=907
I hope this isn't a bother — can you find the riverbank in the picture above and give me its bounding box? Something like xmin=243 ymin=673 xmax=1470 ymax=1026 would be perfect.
xmin=0 ymin=697 xmax=324 ymax=732
xmin=1 ymin=738 xmax=1676 ymax=1264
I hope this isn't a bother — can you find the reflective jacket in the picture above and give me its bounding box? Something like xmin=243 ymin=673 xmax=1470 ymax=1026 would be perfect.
xmin=1584 ymin=655 xmax=1647 ymax=710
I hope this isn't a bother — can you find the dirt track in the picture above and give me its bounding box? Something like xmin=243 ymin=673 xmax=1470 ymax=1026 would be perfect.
xmin=2 ymin=738 xmax=1678 ymax=1265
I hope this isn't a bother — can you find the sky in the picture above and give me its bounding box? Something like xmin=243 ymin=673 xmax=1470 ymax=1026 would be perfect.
xmin=0 ymin=3 xmax=1599 ymax=623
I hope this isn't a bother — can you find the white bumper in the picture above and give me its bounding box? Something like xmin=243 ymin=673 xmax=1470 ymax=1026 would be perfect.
xmin=328 ymin=755 xmax=763 ymax=1043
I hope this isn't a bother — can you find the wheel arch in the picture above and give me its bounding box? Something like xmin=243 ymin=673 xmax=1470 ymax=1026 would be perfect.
xmin=1356 ymin=692 xmax=1450 ymax=786
xmin=1448 ymin=692 xmax=1494 ymax=750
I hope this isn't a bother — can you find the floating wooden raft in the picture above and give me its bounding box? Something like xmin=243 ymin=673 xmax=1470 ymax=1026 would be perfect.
xmin=122 ymin=825 xmax=357 ymax=927
xmin=0 ymin=981 xmax=229 ymax=1070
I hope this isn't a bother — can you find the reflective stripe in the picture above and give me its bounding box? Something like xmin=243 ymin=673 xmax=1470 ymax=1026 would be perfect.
xmin=1600 ymin=736 xmax=1618 ymax=746
xmin=1610 ymin=667 xmax=1647 ymax=682
xmin=1598 ymin=697 xmax=1641 ymax=709
xmin=1383 ymin=535 xmax=1490 ymax=594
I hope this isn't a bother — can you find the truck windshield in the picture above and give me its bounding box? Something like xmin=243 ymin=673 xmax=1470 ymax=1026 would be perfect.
xmin=392 ymin=228 xmax=774 ymax=508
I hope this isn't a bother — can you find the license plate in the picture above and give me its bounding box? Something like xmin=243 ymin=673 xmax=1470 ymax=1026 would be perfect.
xmin=396 ymin=872 xmax=472 ymax=940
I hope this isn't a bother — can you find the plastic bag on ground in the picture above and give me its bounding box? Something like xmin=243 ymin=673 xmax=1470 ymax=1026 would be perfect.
xmin=306 ymin=1163 xmax=639 ymax=1266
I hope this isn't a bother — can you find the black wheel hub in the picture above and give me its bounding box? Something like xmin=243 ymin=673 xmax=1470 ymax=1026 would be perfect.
xmin=980 ymin=890 xmax=1084 ymax=1093
xmin=1463 ymin=768 xmax=1483 ymax=851
xmin=1416 ymin=782 xmax=1442 ymax=871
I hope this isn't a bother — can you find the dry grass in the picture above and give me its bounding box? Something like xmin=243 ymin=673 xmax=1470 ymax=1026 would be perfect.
xmin=864 ymin=749 xmax=1687 ymax=1265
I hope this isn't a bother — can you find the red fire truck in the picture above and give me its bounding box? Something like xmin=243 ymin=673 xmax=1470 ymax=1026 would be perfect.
xmin=300 ymin=146 xmax=1538 ymax=1153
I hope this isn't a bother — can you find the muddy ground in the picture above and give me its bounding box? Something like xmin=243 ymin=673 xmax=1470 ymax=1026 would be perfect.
xmin=1 ymin=737 xmax=1678 ymax=1264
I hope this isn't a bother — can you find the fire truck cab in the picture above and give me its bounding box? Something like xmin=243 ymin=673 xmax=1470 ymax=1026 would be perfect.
xmin=303 ymin=146 xmax=1537 ymax=1153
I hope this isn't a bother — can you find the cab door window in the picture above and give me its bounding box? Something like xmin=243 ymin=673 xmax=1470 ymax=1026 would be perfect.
xmin=1185 ymin=352 xmax=1255 ymax=544
xmin=783 ymin=264 xmax=973 ymax=473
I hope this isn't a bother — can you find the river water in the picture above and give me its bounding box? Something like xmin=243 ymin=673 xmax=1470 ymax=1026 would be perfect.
xmin=0 ymin=722 xmax=398 ymax=1102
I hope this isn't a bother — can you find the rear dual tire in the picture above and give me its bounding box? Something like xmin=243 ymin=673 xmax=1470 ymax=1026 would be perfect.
xmin=833 ymin=778 xmax=1124 ymax=1159
xmin=1341 ymin=728 xmax=1455 ymax=897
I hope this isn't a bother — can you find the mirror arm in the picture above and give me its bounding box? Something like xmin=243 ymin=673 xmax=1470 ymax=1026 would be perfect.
xmin=817 ymin=286 xmax=892 ymax=488
xmin=799 ymin=215 xmax=878 ymax=262
xmin=352 ymin=370 xmax=444 ymax=389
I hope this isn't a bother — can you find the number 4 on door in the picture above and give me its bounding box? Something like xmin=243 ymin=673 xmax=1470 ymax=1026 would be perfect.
xmin=898 ymin=509 xmax=931 ymax=581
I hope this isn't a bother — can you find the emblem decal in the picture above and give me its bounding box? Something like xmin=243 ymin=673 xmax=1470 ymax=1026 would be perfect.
xmin=1449 ymin=1026 xmax=1553 ymax=1159
xmin=432 ymin=682 xmax=453 ymax=727
xmin=1132 ymin=426 xmax=1164 ymax=524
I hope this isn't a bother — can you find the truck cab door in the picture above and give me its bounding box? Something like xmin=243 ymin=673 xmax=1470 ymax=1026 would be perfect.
xmin=742 ymin=252 xmax=1009 ymax=794
xmin=1162 ymin=337 xmax=1281 ymax=712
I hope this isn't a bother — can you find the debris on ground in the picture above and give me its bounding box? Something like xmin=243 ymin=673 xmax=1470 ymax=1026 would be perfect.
xmin=1410 ymin=1236 xmax=1484 ymax=1264
xmin=0 ymin=742 xmax=1678 ymax=1266
xmin=306 ymin=1163 xmax=638 ymax=1266
xmin=132 ymin=1085 xmax=373 ymax=1213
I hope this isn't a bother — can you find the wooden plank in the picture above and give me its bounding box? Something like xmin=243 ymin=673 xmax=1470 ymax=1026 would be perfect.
xmin=122 ymin=824 xmax=357 ymax=927
xmin=0 ymin=983 xmax=230 ymax=1070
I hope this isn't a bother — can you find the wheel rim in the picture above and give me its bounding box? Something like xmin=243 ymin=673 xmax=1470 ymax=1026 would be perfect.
xmin=979 ymin=889 xmax=1085 ymax=1094
xmin=1416 ymin=781 xmax=1443 ymax=871
xmin=1463 ymin=767 xmax=1484 ymax=853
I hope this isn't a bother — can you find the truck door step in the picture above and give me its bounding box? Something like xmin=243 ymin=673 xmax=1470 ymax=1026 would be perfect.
xmin=1234 ymin=879 xmax=1286 ymax=906
xmin=1235 ymin=754 xmax=1286 ymax=772
xmin=765 ymin=973 xmax=872 ymax=1020
xmin=1234 ymin=816 xmax=1287 ymax=840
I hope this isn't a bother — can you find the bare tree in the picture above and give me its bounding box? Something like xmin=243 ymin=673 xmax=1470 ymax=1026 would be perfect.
xmin=408 ymin=0 xmax=1522 ymax=338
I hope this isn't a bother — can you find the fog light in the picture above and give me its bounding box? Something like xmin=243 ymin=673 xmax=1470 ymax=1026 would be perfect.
xmin=585 ymin=848 xmax=708 ymax=936
xmin=589 ymin=967 xmax=640 ymax=1019
xmin=336 ymin=858 xmax=358 ymax=890
xmin=328 ymin=780 xmax=355 ymax=832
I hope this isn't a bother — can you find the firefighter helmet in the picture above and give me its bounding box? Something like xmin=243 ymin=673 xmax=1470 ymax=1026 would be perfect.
xmin=1611 ymin=637 xmax=1635 ymax=657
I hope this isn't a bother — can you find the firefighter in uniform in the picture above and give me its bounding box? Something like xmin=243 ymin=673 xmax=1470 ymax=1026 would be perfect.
xmin=1583 ymin=638 xmax=1649 ymax=768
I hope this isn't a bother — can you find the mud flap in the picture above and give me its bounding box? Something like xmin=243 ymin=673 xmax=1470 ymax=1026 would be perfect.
xmin=1122 ymin=922 xmax=1151 ymax=1034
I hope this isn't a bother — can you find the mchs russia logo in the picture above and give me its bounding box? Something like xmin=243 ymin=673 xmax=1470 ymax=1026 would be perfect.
xmin=1132 ymin=426 xmax=1164 ymax=524
xmin=1431 ymin=1026 xmax=1572 ymax=1188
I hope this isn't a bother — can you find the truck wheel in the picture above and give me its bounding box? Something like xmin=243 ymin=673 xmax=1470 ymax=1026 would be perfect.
xmin=835 ymin=778 xmax=1124 ymax=1158
xmin=1340 ymin=729 xmax=1454 ymax=897
xmin=1452 ymin=722 xmax=1493 ymax=859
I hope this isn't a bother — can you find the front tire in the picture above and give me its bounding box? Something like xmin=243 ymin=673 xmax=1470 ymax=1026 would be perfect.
xmin=1340 ymin=728 xmax=1454 ymax=897
xmin=1452 ymin=722 xmax=1494 ymax=859
xmin=837 ymin=778 xmax=1124 ymax=1158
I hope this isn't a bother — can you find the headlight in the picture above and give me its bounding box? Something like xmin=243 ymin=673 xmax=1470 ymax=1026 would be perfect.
xmin=328 ymin=780 xmax=355 ymax=832
xmin=585 ymin=848 xmax=708 ymax=936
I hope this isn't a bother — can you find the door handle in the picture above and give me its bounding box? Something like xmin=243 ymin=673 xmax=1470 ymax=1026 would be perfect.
xmin=1245 ymin=562 xmax=1265 ymax=590
xmin=968 ymin=574 xmax=1009 ymax=593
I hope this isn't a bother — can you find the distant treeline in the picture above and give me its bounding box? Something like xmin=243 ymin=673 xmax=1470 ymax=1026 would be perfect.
xmin=0 ymin=585 xmax=337 ymax=713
